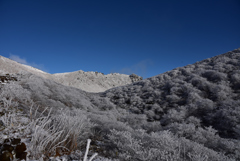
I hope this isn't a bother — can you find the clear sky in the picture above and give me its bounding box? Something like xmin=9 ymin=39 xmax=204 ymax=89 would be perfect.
xmin=0 ymin=0 xmax=240 ymax=78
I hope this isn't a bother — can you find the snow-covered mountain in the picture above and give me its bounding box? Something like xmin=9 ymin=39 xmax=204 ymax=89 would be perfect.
xmin=0 ymin=56 xmax=51 ymax=79
xmin=0 ymin=55 xmax=142 ymax=92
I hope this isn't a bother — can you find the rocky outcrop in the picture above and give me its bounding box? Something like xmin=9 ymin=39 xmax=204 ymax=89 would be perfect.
xmin=0 ymin=74 xmax=17 ymax=84
xmin=0 ymin=138 xmax=27 ymax=161
xmin=129 ymin=73 xmax=143 ymax=83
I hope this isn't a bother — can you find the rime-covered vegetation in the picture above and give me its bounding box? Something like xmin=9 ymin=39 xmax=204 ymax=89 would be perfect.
xmin=0 ymin=48 xmax=240 ymax=160
xmin=101 ymin=48 xmax=240 ymax=160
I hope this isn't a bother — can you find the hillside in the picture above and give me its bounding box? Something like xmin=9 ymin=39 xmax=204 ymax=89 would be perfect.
xmin=100 ymin=48 xmax=240 ymax=159
xmin=52 ymin=71 xmax=142 ymax=93
xmin=0 ymin=48 xmax=240 ymax=161
xmin=0 ymin=56 xmax=51 ymax=79
xmin=0 ymin=56 xmax=142 ymax=92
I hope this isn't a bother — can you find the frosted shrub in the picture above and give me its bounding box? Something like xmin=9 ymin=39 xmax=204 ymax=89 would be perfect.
xmin=141 ymin=85 xmax=153 ymax=92
xmin=24 ymin=75 xmax=51 ymax=97
xmin=108 ymin=129 xmax=183 ymax=161
xmin=233 ymin=125 xmax=240 ymax=139
xmin=190 ymin=76 xmax=206 ymax=88
xmin=211 ymin=100 xmax=240 ymax=139
xmin=168 ymin=123 xmax=218 ymax=145
xmin=161 ymin=108 xmax=187 ymax=125
xmin=210 ymin=84 xmax=231 ymax=101
xmin=180 ymin=138 xmax=233 ymax=161
xmin=123 ymin=113 xmax=147 ymax=128
xmin=195 ymin=98 xmax=214 ymax=112
xmin=1 ymin=96 xmax=18 ymax=109
xmin=167 ymin=69 xmax=180 ymax=77
xmin=215 ymin=56 xmax=231 ymax=63
xmin=213 ymin=63 xmax=225 ymax=72
xmin=0 ymin=112 xmax=17 ymax=128
xmin=166 ymin=94 xmax=181 ymax=103
xmin=230 ymin=72 xmax=240 ymax=90
xmin=202 ymin=70 xmax=227 ymax=83
xmin=0 ymin=82 xmax=31 ymax=103
xmin=227 ymin=58 xmax=239 ymax=66
xmin=186 ymin=116 xmax=201 ymax=126
xmin=187 ymin=92 xmax=202 ymax=104
xmin=130 ymin=95 xmax=141 ymax=105
xmin=108 ymin=129 xmax=148 ymax=160
xmin=28 ymin=107 xmax=93 ymax=159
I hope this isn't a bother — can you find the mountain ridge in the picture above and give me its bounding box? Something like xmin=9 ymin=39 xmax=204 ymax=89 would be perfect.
xmin=0 ymin=55 xmax=142 ymax=92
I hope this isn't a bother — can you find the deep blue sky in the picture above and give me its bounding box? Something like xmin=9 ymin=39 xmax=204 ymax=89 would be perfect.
xmin=0 ymin=0 xmax=240 ymax=78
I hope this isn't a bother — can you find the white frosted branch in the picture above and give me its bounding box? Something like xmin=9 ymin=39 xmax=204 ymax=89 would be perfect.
xmin=83 ymin=139 xmax=98 ymax=161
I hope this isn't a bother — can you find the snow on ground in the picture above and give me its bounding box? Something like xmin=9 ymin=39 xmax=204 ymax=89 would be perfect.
xmin=52 ymin=71 xmax=138 ymax=93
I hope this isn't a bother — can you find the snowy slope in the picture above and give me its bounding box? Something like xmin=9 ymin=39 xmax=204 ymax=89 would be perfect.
xmin=52 ymin=71 xmax=142 ymax=93
xmin=0 ymin=56 xmax=142 ymax=92
xmin=0 ymin=56 xmax=51 ymax=79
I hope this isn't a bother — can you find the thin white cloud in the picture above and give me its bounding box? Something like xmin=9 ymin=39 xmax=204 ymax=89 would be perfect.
xmin=9 ymin=54 xmax=48 ymax=72
xmin=9 ymin=54 xmax=27 ymax=64
xmin=114 ymin=59 xmax=153 ymax=78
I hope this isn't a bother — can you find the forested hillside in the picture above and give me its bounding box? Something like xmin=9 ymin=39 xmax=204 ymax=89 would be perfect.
xmin=101 ymin=48 xmax=240 ymax=159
